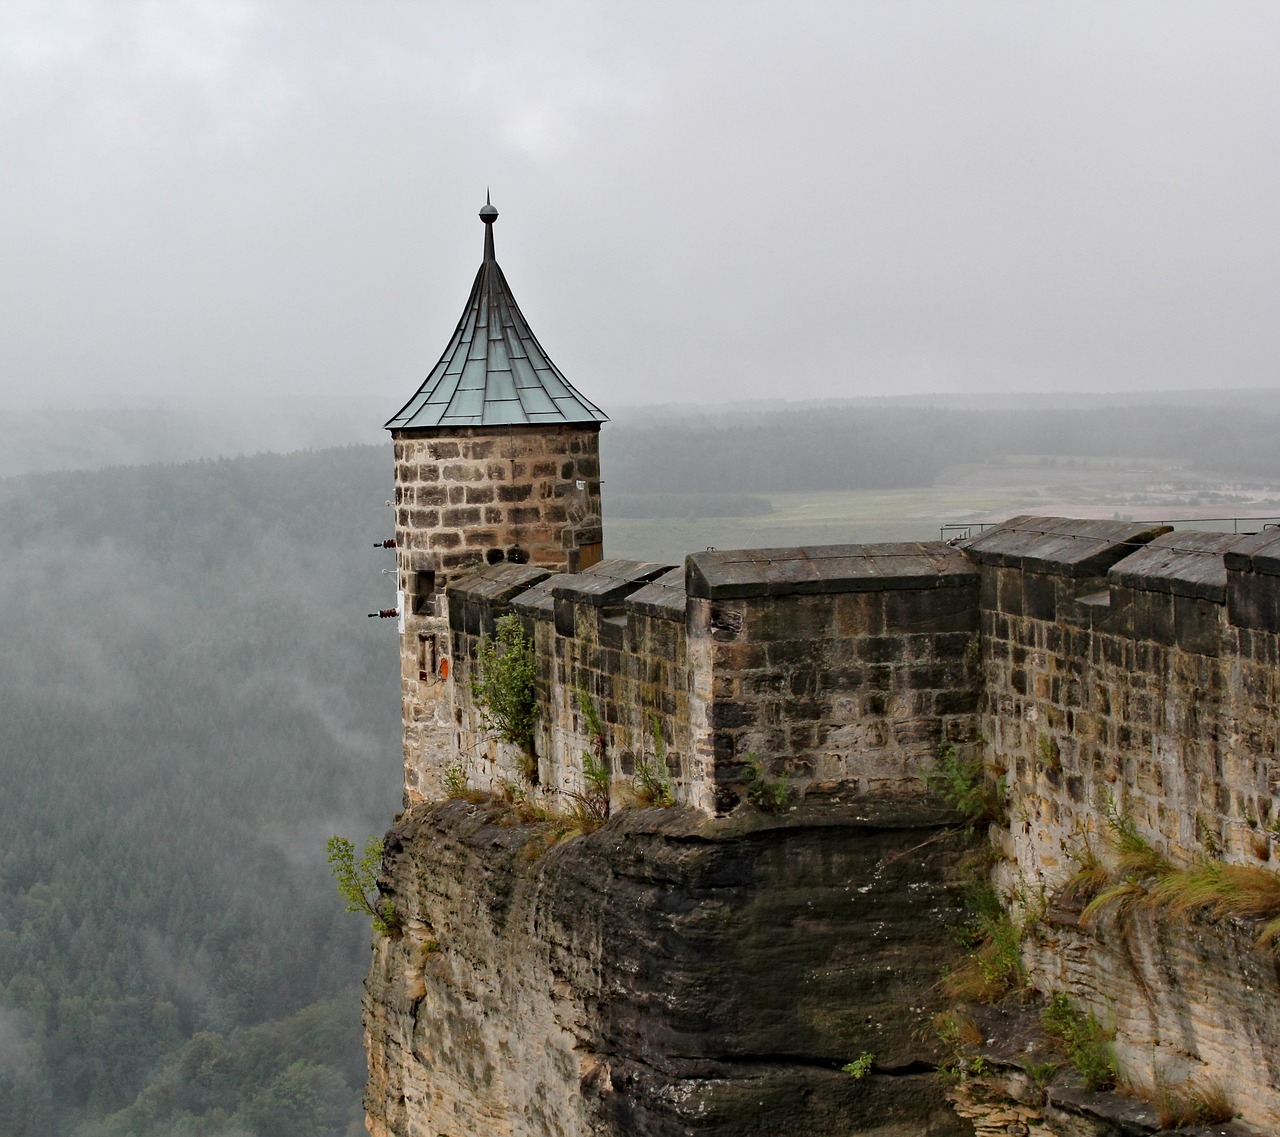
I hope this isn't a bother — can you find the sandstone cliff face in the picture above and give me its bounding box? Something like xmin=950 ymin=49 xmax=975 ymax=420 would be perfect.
xmin=363 ymin=797 xmax=975 ymax=1137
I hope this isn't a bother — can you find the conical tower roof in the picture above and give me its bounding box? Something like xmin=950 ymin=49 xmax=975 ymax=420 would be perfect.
xmin=386 ymin=198 xmax=608 ymax=430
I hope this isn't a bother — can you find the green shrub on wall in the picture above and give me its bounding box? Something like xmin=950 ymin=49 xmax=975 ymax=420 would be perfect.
xmin=473 ymin=614 xmax=539 ymax=758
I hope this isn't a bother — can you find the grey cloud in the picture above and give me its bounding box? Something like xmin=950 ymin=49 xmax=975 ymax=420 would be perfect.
xmin=1 ymin=0 xmax=1278 ymax=420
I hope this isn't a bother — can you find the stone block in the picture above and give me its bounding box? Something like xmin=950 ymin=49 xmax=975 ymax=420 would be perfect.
xmin=1174 ymin=593 xmax=1223 ymax=656
xmin=442 ymin=463 xmax=483 ymax=482
xmin=1227 ymin=571 xmax=1280 ymax=633
xmin=596 ymin=612 xmax=627 ymax=650
xmin=553 ymin=597 xmax=575 ymax=638
xmin=442 ymin=507 xmax=482 ymax=527
xmin=1130 ymin=589 xmax=1176 ymax=646
xmin=997 ymin=567 xmax=1024 ymax=617
xmin=686 ymin=542 xmax=977 ymax=599
xmin=964 ymin=515 xmax=1169 ymax=575
xmin=1023 ymin=571 xmax=1056 ymax=621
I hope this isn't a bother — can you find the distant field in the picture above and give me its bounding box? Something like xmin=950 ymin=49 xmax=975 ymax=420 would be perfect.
xmin=605 ymin=485 xmax=1033 ymax=563
xmin=603 ymin=460 xmax=1280 ymax=564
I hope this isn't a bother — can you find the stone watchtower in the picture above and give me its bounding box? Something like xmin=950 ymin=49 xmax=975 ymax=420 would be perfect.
xmin=386 ymin=198 xmax=608 ymax=803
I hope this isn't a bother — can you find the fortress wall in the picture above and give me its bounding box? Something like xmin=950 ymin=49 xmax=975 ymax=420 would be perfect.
xmin=523 ymin=562 xmax=700 ymax=810
xmin=684 ymin=546 xmax=982 ymax=812
xmin=441 ymin=544 xmax=982 ymax=814
xmin=971 ymin=518 xmax=1280 ymax=1126
xmin=446 ymin=560 xmax=700 ymax=806
xmin=971 ymin=518 xmax=1280 ymax=887
xmin=382 ymin=513 xmax=1280 ymax=1133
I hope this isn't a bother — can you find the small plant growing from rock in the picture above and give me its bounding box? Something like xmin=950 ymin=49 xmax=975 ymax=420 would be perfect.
xmin=326 ymin=835 xmax=400 ymax=936
xmin=1056 ymin=821 xmax=1108 ymax=907
xmin=1040 ymin=993 xmax=1116 ymax=1092
xmin=741 ymin=753 xmax=793 ymax=813
xmin=1082 ymin=795 xmax=1280 ymax=949
xmin=576 ymin=685 xmax=607 ymax=756
xmin=628 ymin=715 xmax=675 ymax=807
xmin=560 ymin=751 xmax=611 ymax=831
xmin=444 ymin=763 xmax=469 ymax=799
xmin=443 ymin=764 xmax=488 ymax=805
xmin=841 ymin=1052 xmax=874 ymax=1079
xmin=473 ymin=614 xmax=539 ymax=760
xmin=1080 ymin=794 xmax=1171 ymax=923
xmin=929 ymin=743 xmax=1006 ymax=831
xmin=1036 ymin=733 xmax=1061 ymax=774
xmin=943 ymin=878 xmax=1026 ymax=1004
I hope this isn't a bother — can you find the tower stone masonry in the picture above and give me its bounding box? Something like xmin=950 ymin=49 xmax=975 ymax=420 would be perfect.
xmin=385 ymin=198 xmax=608 ymax=803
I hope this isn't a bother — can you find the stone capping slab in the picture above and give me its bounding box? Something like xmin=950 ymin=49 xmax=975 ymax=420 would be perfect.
xmin=685 ymin=542 xmax=976 ymax=600
xmin=549 ymin=558 xmax=674 ymax=607
xmin=1108 ymin=530 xmax=1250 ymax=603
xmin=963 ymin=515 xmax=1170 ymax=577
xmin=1224 ymin=527 xmax=1280 ymax=577
xmin=624 ymin=567 xmax=687 ymax=621
xmin=445 ymin=562 xmax=551 ymax=604
xmin=509 ymin=573 xmax=577 ymax=619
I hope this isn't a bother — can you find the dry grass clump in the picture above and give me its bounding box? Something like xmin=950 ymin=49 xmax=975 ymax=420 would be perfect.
xmin=1146 ymin=861 xmax=1280 ymax=946
xmin=1076 ymin=800 xmax=1280 ymax=950
xmin=934 ymin=1009 xmax=984 ymax=1049
xmin=1153 ymin=1076 xmax=1233 ymax=1129
xmin=1059 ymin=839 xmax=1111 ymax=906
xmin=443 ymin=763 xmax=490 ymax=803
xmin=1080 ymin=798 xmax=1173 ymax=922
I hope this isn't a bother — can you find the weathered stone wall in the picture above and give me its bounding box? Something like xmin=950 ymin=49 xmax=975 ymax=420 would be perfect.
xmin=392 ymin=424 xmax=602 ymax=804
xmin=1025 ymin=903 xmax=1280 ymax=1133
xmin=685 ymin=545 xmax=981 ymax=813
xmin=364 ymin=798 xmax=974 ymax=1137
xmin=446 ymin=560 xmax=701 ymax=808
xmin=440 ymin=544 xmax=982 ymax=815
xmin=969 ymin=518 xmax=1280 ymax=1128
xmin=973 ymin=519 xmax=1280 ymax=880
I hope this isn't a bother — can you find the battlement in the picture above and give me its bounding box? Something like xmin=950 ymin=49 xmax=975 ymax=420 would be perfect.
xmin=419 ymin=517 xmax=1280 ymax=867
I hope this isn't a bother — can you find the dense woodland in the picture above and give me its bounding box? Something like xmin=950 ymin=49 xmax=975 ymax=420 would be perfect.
xmin=0 ymin=448 xmax=401 ymax=1136
xmin=2 ymin=395 xmax=1280 ymax=1135
xmin=605 ymin=399 xmax=1280 ymax=493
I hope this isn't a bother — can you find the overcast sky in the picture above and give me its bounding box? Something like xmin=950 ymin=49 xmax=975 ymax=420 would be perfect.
xmin=3 ymin=0 xmax=1278 ymax=417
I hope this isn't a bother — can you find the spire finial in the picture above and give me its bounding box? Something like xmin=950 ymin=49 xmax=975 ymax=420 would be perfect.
xmin=479 ymin=190 xmax=498 ymax=262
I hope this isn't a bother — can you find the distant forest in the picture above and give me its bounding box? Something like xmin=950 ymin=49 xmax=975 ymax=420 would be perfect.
xmin=2 ymin=394 xmax=1279 ymax=1135
xmin=6 ymin=393 xmax=1280 ymax=486
xmin=604 ymin=401 xmax=1280 ymax=493
xmin=0 ymin=448 xmax=401 ymax=1136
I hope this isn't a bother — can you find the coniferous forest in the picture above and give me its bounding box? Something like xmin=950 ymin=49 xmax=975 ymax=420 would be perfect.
xmin=0 ymin=447 xmax=402 ymax=1136
xmin=3 ymin=394 xmax=1280 ymax=1135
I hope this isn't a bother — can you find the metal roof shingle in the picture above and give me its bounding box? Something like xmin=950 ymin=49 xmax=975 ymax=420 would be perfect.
xmin=386 ymin=199 xmax=608 ymax=431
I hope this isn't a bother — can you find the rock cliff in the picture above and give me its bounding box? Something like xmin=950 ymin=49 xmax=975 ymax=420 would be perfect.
xmin=363 ymin=797 xmax=973 ymax=1137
